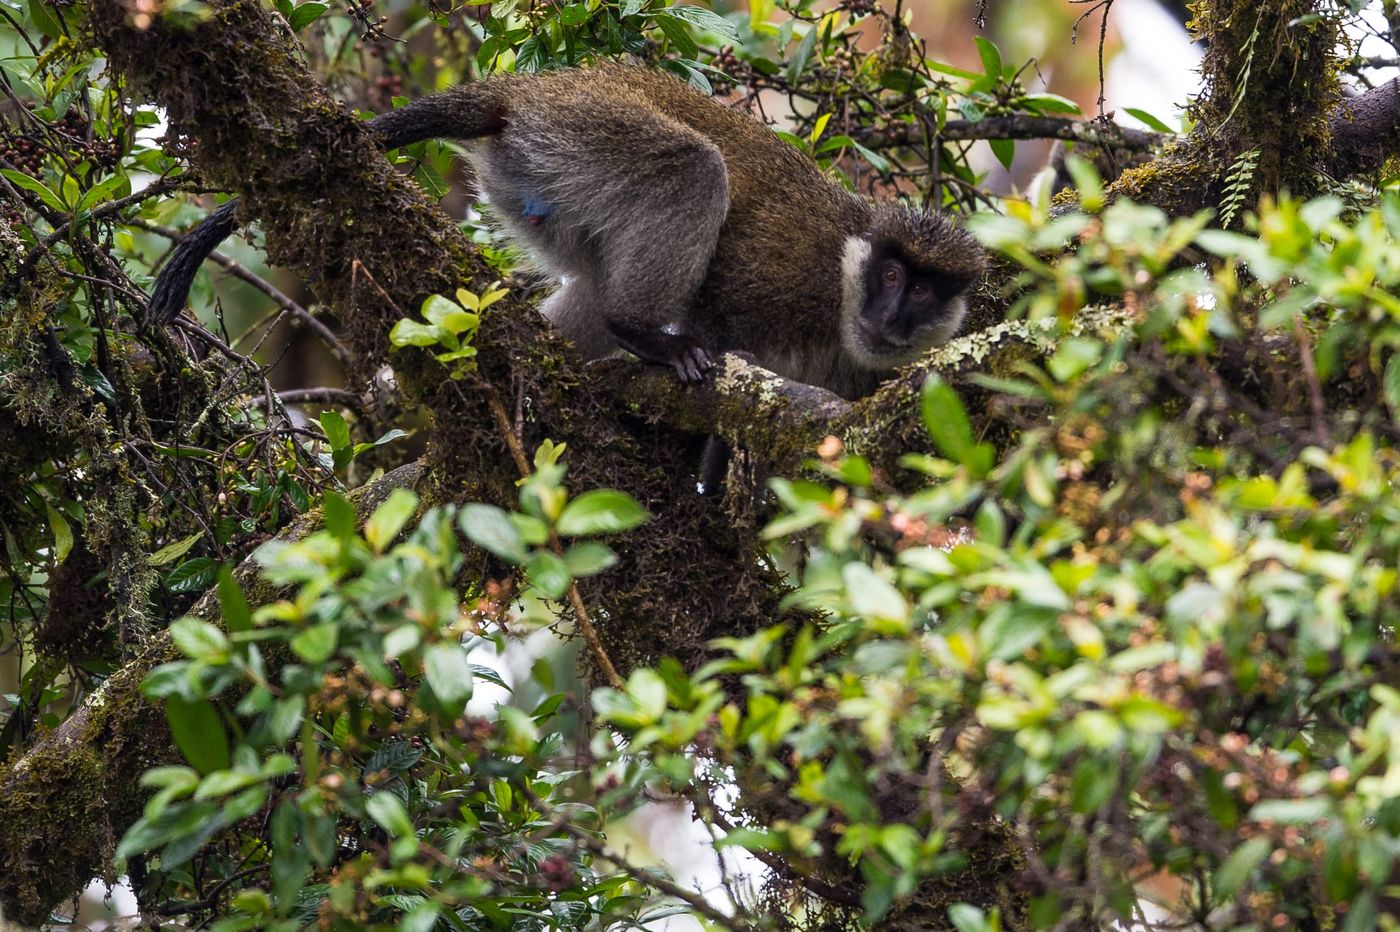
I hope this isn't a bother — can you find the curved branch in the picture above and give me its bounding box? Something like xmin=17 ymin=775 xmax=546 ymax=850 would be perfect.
xmin=1327 ymin=78 xmax=1400 ymax=178
xmin=866 ymin=115 xmax=1166 ymax=150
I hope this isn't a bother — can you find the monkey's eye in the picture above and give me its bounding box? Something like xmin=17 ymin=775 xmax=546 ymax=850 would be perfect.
xmin=909 ymin=282 xmax=932 ymax=302
xmin=881 ymin=265 xmax=902 ymax=288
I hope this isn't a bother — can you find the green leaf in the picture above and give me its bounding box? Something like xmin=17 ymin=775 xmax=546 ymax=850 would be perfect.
xmin=364 ymin=488 xmax=418 ymax=552
xmin=948 ymin=903 xmax=995 ymax=932
xmin=1214 ymin=837 xmax=1270 ymax=899
xmin=559 ymin=1 xmax=590 ymax=24
xmin=45 ymin=501 xmax=73 ymax=563
xmin=166 ymin=557 xmax=219 ymax=594
xmin=365 ymin=792 xmax=414 ymax=837
xmin=364 ymin=740 xmax=423 ymax=775
xmin=150 ymin=531 xmax=203 ymax=566
xmin=320 ymin=410 xmax=350 ymax=451
xmin=785 ymin=23 xmax=818 ymax=85
xmin=266 ymin=695 xmax=305 ymax=744
xmin=842 ymin=563 xmax=908 ymax=625
xmin=389 ymin=319 xmax=450 ymax=348
xmin=287 ymin=0 xmax=328 ymax=30
xmin=217 ymin=566 xmax=252 ymax=633
xmin=458 ymin=503 xmax=528 ymax=563
xmin=1384 ymin=354 xmax=1400 ymax=412
xmin=556 ymin=490 xmax=649 ymax=536
xmin=165 ymin=697 xmax=230 ymax=775
xmin=990 ymin=137 xmax=1014 ymax=170
xmin=525 ymin=549 xmax=571 ymax=600
xmin=661 ymin=58 xmax=713 ymax=95
xmin=1249 ymin=797 xmax=1331 ymax=824
xmin=1047 ymin=337 xmax=1103 ymax=382
xmin=290 ymin=623 xmax=339 ymax=664
xmin=974 ymin=36 xmax=1003 ymax=77
xmin=1022 ymin=93 xmax=1080 ymax=115
xmin=627 ymin=668 xmax=668 ymax=721
xmin=659 ymin=5 xmax=738 ymax=39
xmin=193 ymin=769 xmax=262 ymax=800
xmin=424 ymin=642 xmax=474 ymax=709
xmin=562 ymin=541 xmax=617 ymax=577
xmin=27 ymin=0 xmax=63 ymax=39
xmin=1123 ymin=107 xmax=1174 ymax=133
xmin=920 ymin=375 xmax=975 ymax=463
xmin=1 ymin=169 xmax=66 ymax=211
xmin=323 ymin=491 xmax=356 ymax=541
xmin=170 ymin=617 xmax=229 ymax=661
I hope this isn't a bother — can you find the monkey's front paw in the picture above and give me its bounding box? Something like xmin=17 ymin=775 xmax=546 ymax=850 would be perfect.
xmin=671 ymin=345 xmax=715 ymax=383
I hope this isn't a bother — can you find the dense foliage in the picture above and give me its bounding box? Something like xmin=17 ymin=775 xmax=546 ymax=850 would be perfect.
xmin=4 ymin=0 xmax=1400 ymax=928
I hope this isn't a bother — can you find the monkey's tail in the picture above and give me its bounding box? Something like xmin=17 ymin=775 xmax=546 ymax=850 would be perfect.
xmin=146 ymin=198 xmax=241 ymax=324
xmin=144 ymin=82 xmax=509 ymax=325
xmin=698 ymin=435 xmax=730 ymax=497
xmin=370 ymin=82 xmax=509 ymax=149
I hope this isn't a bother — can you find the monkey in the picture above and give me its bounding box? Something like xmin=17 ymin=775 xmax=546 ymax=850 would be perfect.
xmin=146 ymin=63 xmax=985 ymax=403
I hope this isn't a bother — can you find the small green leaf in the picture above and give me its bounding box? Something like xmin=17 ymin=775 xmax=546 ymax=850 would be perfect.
xmin=365 ymin=791 xmax=414 ymax=837
xmin=164 ymin=559 xmax=217 ymax=597
xmin=424 ymin=642 xmax=474 ymax=709
xmin=842 ymin=563 xmax=909 ymax=625
xmin=290 ymin=623 xmax=338 ymax=664
xmin=974 ymin=36 xmax=1003 ymax=77
xmin=990 ymin=137 xmax=1014 ymax=170
xmin=1022 ymin=93 xmax=1080 ymax=115
xmin=920 ymin=375 xmax=975 ymax=463
xmin=170 ymin=617 xmax=229 ymax=661
xmin=323 ymin=491 xmax=356 ymax=541
xmin=150 ymin=531 xmax=203 ymax=566
xmin=1 ymin=169 xmax=66 ymax=211
xmin=320 ymin=410 xmax=350 ymax=451
xmin=785 ymin=24 xmax=818 ymax=85
xmin=165 ymin=697 xmax=231 ymax=775
xmin=266 ymin=695 xmax=305 ymax=744
xmin=1384 ymin=354 xmax=1400 ymax=412
xmin=45 ymin=501 xmax=73 ymax=563
xmin=556 ymin=490 xmax=649 ymax=536
xmin=217 ymin=566 xmax=252 ymax=633
xmin=525 ymin=549 xmax=571 ymax=599
xmin=458 ymin=503 xmax=528 ymax=563
xmin=389 ymin=319 xmax=449 ymax=347
xmin=562 ymin=541 xmax=617 ymax=577
xmin=1123 ymin=107 xmax=1174 ymax=133
xmin=364 ymin=488 xmax=418 ymax=551
xmin=193 ymin=769 xmax=262 ymax=800
xmin=660 ymin=4 xmax=738 ymax=39
xmin=948 ymin=903 xmax=995 ymax=932
xmin=1215 ymin=837 xmax=1271 ymax=899
xmin=287 ymin=0 xmax=327 ymax=30
xmin=27 ymin=0 xmax=63 ymax=39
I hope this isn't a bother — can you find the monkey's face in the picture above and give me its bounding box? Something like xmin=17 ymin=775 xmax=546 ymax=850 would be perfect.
xmin=840 ymin=232 xmax=980 ymax=370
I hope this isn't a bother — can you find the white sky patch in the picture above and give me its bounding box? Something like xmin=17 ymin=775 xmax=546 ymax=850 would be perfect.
xmin=1105 ymin=0 xmax=1203 ymax=129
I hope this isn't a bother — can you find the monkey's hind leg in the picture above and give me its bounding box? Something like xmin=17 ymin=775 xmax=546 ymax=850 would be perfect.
xmin=596 ymin=138 xmax=729 ymax=382
xmin=540 ymin=106 xmax=729 ymax=382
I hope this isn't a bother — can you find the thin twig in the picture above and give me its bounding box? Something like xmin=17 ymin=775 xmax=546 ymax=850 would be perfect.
xmin=482 ymin=390 xmax=626 ymax=690
xmin=551 ymin=819 xmax=757 ymax=931
xmin=1292 ymin=317 xmax=1330 ymax=445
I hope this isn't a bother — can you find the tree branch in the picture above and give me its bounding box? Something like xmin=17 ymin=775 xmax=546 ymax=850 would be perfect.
xmin=1327 ymin=78 xmax=1400 ymax=178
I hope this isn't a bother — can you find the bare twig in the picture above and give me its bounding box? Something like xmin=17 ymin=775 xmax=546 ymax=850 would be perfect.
xmin=481 ymin=389 xmax=626 ymax=690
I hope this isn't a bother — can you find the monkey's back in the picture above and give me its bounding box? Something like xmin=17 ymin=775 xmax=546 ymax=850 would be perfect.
xmin=485 ymin=66 xmax=873 ymax=391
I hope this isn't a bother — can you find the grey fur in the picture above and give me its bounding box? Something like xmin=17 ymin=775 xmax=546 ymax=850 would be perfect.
xmin=450 ymin=65 xmax=986 ymax=396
